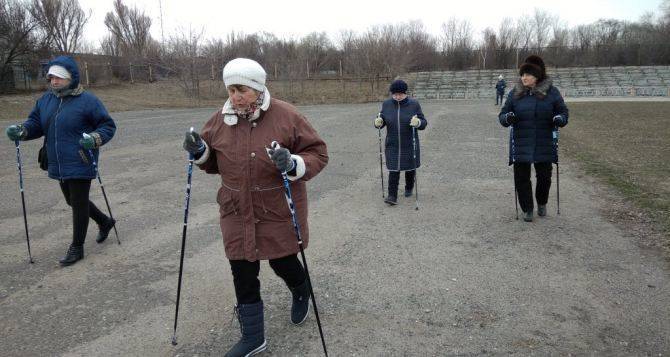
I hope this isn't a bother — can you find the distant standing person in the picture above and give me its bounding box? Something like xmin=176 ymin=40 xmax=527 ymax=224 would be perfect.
xmin=374 ymin=79 xmax=428 ymax=205
xmin=498 ymin=55 xmax=568 ymax=222
xmin=495 ymin=74 xmax=506 ymax=105
xmin=5 ymin=55 xmax=117 ymax=266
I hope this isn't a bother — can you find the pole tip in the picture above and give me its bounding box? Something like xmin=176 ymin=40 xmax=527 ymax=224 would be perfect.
xmin=171 ymin=336 xmax=178 ymax=346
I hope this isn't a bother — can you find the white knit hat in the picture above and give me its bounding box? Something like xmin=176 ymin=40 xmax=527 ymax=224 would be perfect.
xmin=222 ymin=58 xmax=266 ymax=92
xmin=498 ymin=74 xmax=504 ymax=80
xmin=47 ymin=65 xmax=72 ymax=80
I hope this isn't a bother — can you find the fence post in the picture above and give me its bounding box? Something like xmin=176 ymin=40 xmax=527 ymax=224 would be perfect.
xmin=84 ymin=62 xmax=90 ymax=86
xmin=339 ymin=60 xmax=343 ymax=77
xmin=108 ymin=62 xmax=113 ymax=85
xmin=211 ymin=63 xmax=215 ymax=80
xmin=306 ymin=61 xmax=310 ymax=79
xmin=149 ymin=64 xmax=153 ymax=82
xmin=129 ymin=62 xmax=134 ymax=84
xmin=274 ymin=63 xmax=278 ymax=79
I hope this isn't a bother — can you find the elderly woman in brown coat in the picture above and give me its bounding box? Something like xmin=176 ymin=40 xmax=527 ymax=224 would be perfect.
xmin=182 ymin=58 xmax=328 ymax=357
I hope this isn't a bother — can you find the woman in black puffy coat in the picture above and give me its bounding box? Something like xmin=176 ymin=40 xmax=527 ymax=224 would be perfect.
xmin=498 ymin=55 xmax=568 ymax=222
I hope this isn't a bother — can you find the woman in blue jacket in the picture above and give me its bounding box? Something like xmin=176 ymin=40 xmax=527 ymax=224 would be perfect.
xmin=374 ymin=79 xmax=428 ymax=205
xmin=498 ymin=55 xmax=568 ymax=222
xmin=5 ymin=56 xmax=116 ymax=265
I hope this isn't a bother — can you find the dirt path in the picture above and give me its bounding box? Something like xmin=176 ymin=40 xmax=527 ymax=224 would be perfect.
xmin=1 ymin=101 xmax=668 ymax=356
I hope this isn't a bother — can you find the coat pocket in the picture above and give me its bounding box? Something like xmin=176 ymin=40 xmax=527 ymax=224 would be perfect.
xmin=252 ymin=187 xmax=291 ymax=222
xmin=216 ymin=186 xmax=238 ymax=218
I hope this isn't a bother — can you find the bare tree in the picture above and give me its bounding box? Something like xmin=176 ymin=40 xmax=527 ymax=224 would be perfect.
xmin=104 ymin=0 xmax=152 ymax=58
xmin=163 ymin=26 xmax=204 ymax=97
xmin=532 ymin=8 xmax=556 ymax=48
xmin=0 ymin=0 xmax=36 ymax=91
xmin=30 ymin=0 xmax=90 ymax=54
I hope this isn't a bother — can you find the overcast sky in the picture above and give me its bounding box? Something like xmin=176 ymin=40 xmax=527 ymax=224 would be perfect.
xmin=82 ymin=0 xmax=663 ymax=46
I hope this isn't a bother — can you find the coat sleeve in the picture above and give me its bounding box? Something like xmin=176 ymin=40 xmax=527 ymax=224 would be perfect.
xmin=415 ymin=101 xmax=428 ymax=130
xmin=498 ymin=91 xmax=514 ymax=127
xmin=551 ymin=88 xmax=569 ymax=127
xmin=90 ymin=97 xmax=116 ymax=147
xmin=287 ymin=114 xmax=328 ymax=182
xmin=22 ymin=100 xmax=44 ymax=141
xmin=195 ymin=114 xmax=220 ymax=174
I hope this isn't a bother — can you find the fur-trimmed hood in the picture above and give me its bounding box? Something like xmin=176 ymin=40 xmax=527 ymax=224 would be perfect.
xmin=513 ymin=77 xmax=553 ymax=100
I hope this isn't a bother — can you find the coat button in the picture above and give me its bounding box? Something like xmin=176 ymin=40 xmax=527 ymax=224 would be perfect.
xmin=250 ymin=152 xmax=256 ymax=158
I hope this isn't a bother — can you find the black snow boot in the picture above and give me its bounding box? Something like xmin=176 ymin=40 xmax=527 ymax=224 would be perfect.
xmin=537 ymin=205 xmax=547 ymax=217
xmin=384 ymin=195 xmax=398 ymax=205
xmin=96 ymin=217 xmax=116 ymax=243
xmin=404 ymin=188 xmax=413 ymax=197
xmin=523 ymin=211 xmax=533 ymax=222
xmin=59 ymin=244 xmax=84 ymax=266
xmin=225 ymin=301 xmax=267 ymax=357
xmin=289 ymin=279 xmax=311 ymax=325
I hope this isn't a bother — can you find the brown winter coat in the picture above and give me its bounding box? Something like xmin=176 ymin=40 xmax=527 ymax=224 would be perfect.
xmin=197 ymin=98 xmax=328 ymax=261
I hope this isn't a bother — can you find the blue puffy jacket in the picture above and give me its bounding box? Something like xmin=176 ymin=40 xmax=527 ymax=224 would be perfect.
xmin=378 ymin=97 xmax=427 ymax=171
xmin=495 ymin=79 xmax=506 ymax=93
xmin=498 ymin=78 xmax=568 ymax=165
xmin=21 ymin=56 xmax=116 ymax=180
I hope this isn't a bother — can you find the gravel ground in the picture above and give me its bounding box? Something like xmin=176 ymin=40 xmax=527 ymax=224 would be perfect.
xmin=0 ymin=100 xmax=668 ymax=356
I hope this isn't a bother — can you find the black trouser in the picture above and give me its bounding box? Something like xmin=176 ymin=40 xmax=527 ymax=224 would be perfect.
xmin=513 ymin=162 xmax=552 ymax=213
xmin=229 ymin=254 xmax=306 ymax=305
xmin=496 ymin=92 xmax=504 ymax=105
xmin=59 ymin=179 xmax=108 ymax=246
xmin=388 ymin=170 xmax=415 ymax=197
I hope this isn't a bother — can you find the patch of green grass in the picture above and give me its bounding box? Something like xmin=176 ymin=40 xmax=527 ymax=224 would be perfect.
xmin=562 ymin=102 xmax=670 ymax=243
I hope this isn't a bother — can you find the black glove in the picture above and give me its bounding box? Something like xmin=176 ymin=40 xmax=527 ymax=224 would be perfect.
xmin=269 ymin=147 xmax=295 ymax=173
xmin=552 ymin=115 xmax=563 ymax=126
xmin=183 ymin=130 xmax=205 ymax=156
xmin=505 ymin=112 xmax=518 ymax=125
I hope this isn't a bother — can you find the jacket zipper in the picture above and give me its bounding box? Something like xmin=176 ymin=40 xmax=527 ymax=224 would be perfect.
xmin=54 ymin=98 xmax=64 ymax=181
xmin=396 ymin=101 xmax=401 ymax=171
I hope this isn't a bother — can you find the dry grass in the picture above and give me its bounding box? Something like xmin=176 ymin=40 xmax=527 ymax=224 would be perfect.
xmin=561 ymin=102 xmax=670 ymax=244
xmin=0 ymin=78 xmax=389 ymax=122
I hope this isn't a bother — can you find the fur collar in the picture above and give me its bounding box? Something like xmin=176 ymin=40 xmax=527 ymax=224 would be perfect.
xmin=513 ymin=77 xmax=553 ymax=100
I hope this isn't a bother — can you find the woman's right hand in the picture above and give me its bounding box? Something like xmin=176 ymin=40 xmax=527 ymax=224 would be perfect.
xmin=183 ymin=130 xmax=205 ymax=155
xmin=6 ymin=124 xmax=25 ymax=141
xmin=374 ymin=117 xmax=384 ymax=128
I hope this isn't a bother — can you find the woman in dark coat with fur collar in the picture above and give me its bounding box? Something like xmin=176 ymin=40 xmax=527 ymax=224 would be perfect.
xmin=374 ymin=79 xmax=428 ymax=205
xmin=498 ymin=55 xmax=569 ymax=222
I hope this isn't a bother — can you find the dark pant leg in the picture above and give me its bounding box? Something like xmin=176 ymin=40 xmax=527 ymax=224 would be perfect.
xmin=269 ymin=254 xmax=306 ymax=288
xmin=229 ymin=259 xmax=262 ymax=304
xmin=59 ymin=179 xmax=93 ymax=246
xmin=404 ymin=170 xmax=415 ymax=191
xmin=534 ymin=162 xmax=553 ymax=205
xmin=513 ymin=163 xmax=533 ymax=213
xmin=388 ymin=171 xmax=400 ymax=197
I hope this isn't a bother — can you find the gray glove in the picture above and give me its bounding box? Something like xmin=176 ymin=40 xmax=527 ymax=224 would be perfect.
xmin=183 ymin=130 xmax=205 ymax=155
xmin=268 ymin=146 xmax=295 ymax=173
xmin=552 ymin=115 xmax=563 ymax=126
xmin=6 ymin=124 xmax=25 ymax=141
xmin=505 ymin=112 xmax=518 ymax=125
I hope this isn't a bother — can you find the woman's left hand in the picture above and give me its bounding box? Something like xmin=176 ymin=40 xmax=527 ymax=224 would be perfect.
xmin=409 ymin=115 xmax=421 ymax=127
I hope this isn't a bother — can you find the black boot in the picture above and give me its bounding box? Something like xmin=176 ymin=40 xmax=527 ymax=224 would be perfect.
xmin=289 ymin=280 xmax=310 ymax=325
xmin=404 ymin=188 xmax=413 ymax=197
xmin=96 ymin=217 xmax=116 ymax=243
xmin=523 ymin=211 xmax=533 ymax=222
xmin=537 ymin=205 xmax=547 ymax=217
xmin=384 ymin=195 xmax=397 ymax=205
xmin=59 ymin=244 xmax=84 ymax=266
xmin=225 ymin=301 xmax=267 ymax=357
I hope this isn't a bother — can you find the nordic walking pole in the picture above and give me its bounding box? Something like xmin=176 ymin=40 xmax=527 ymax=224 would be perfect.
xmin=411 ymin=127 xmax=419 ymax=211
xmin=377 ymin=125 xmax=385 ymax=199
xmin=554 ymin=127 xmax=560 ymax=215
xmin=171 ymin=128 xmax=196 ymax=346
xmin=14 ymin=140 xmax=34 ymax=263
xmin=267 ymin=141 xmax=328 ymax=357
xmin=83 ymin=134 xmax=120 ymax=245
xmin=511 ymin=126 xmax=518 ymax=220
